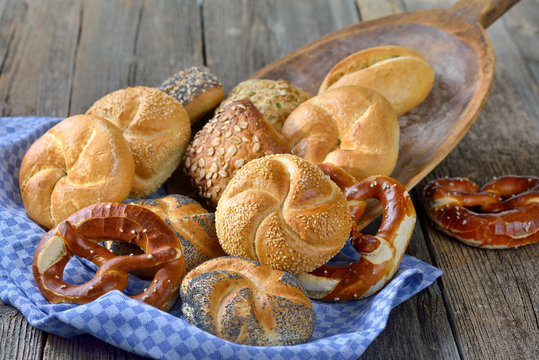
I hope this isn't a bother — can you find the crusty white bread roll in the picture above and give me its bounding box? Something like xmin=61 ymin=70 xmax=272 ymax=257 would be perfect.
xmin=184 ymin=99 xmax=290 ymax=207
xmin=215 ymin=79 xmax=311 ymax=131
xmin=19 ymin=115 xmax=135 ymax=229
xmin=87 ymin=86 xmax=191 ymax=198
xmin=134 ymin=195 xmax=224 ymax=271
xmin=159 ymin=66 xmax=224 ymax=123
xmin=104 ymin=194 xmax=224 ymax=275
xmin=318 ymin=45 xmax=435 ymax=116
xmin=282 ymin=86 xmax=399 ymax=181
xmin=180 ymin=256 xmax=316 ymax=346
xmin=216 ymin=154 xmax=351 ymax=275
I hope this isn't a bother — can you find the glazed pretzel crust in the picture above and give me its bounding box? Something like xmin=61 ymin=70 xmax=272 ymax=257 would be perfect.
xmin=297 ymin=164 xmax=416 ymax=301
xmin=32 ymin=203 xmax=186 ymax=311
xmin=423 ymin=176 xmax=539 ymax=249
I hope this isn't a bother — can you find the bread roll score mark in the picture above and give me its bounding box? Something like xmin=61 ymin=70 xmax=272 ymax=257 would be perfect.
xmin=216 ymin=154 xmax=351 ymax=276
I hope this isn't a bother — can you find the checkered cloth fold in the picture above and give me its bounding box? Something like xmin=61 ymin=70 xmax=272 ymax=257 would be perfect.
xmin=0 ymin=117 xmax=443 ymax=360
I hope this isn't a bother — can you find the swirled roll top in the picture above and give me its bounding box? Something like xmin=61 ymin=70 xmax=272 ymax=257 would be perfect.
xmin=282 ymin=86 xmax=400 ymax=181
xmin=19 ymin=115 xmax=135 ymax=229
xmin=216 ymin=154 xmax=352 ymax=275
xmin=180 ymin=257 xmax=316 ymax=346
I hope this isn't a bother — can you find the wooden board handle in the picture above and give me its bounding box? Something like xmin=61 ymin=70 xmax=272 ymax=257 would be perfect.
xmin=450 ymin=0 xmax=520 ymax=28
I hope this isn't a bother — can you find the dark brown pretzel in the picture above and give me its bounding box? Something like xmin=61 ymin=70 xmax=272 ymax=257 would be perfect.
xmin=32 ymin=203 xmax=186 ymax=311
xmin=297 ymin=163 xmax=416 ymax=301
xmin=423 ymin=175 xmax=539 ymax=249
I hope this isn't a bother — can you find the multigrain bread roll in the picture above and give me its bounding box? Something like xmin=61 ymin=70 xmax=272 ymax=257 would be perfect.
xmin=215 ymin=79 xmax=312 ymax=131
xmin=159 ymin=66 xmax=224 ymax=123
xmin=318 ymin=45 xmax=435 ymax=116
xmin=104 ymin=195 xmax=224 ymax=274
xmin=180 ymin=256 xmax=316 ymax=346
xmin=19 ymin=115 xmax=135 ymax=229
xmin=184 ymin=99 xmax=291 ymax=207
xmin=216 ymin=154 xmax=351 ymax=275
xmin=282 ymin=86 xmax=399 ymax=181
xmin=87 ymin=86 xmax=190 ymax=198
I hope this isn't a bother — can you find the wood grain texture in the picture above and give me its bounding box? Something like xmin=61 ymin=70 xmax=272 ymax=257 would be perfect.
xmin=0 ymin=300 xmax=45 ymax=360
xmin=69 ymin=0 xmax=204 ymax=115
xmin=203 ymin=0 xmax=359 ymax=91
xmin=0 ymin=0 xmax=537 ymax=359
xmin=0 ymin=0 xmax=80 ymax=117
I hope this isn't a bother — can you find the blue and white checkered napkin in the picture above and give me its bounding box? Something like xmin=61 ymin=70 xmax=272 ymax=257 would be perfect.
xmin=0 ymin=116 xmax=443 ymax=360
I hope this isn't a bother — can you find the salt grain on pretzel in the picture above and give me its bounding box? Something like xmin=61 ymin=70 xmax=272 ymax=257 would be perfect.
xmin=32 ymin=203 xmax=186 ymax=311
xmin=297 ymin=163 xmax=416 ymax=301
xmin=422 ymin=175 xmax=539 ymax=249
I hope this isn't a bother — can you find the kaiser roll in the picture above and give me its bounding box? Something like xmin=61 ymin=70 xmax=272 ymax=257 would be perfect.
xmin=216 ymin=154 xmax=351 ymax=275
xmin=281 ymin=85 xmax=399 ymax=181
xmin=87 ymin=86 xmax=191 ymax=198
xmin=19 ymin=115 xmax=135 ymax=229
xmin=180 ymin=256 xmax=316 ymax=346
xmin=318 ymin=45 xmax=435 ymax=116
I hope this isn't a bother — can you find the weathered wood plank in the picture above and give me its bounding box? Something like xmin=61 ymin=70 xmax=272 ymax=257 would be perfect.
xmin=43 ymin=334 xmax=148 ymax=360
xmin=203 ymin=0 xmax=359 ymax=91
xmin=489 ymin=0 xmax=539 ymax=127
xmin=0 ymin=0 xmax=80 ymax=117
xmin=69 ymin=0 xmax=204 ymax=115
xmin=0 ymin=300 xmax=45 ymax=360
xmin=403 ymin=1 xmax=538 ymax=359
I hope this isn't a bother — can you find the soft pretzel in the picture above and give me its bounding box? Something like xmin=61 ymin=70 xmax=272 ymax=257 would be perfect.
xmin=180 ymin=256 xmax=316 ymax=346
xmin=422 ymin=176 xmax=539 ymax=248
xmin=215 ymin=154 xmax=352 ymax=276
xmin=297 ymin=163 xmax=416 ymax=301
xmin=32 ymin=203 xmax=186 ymax=311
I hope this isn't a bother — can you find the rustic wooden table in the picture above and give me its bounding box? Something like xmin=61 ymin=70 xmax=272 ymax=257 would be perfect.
xmin=0 ymin=0 xmax=537 ymax=359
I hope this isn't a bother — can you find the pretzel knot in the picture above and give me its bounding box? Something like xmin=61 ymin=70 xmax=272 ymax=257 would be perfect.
xmin=423 ymin=175 xmax=539 ymax=249
xmin=297 ymin=164 xmax=416 ymax=301
xmin=32 ymin=203 xmax=186 ymax=311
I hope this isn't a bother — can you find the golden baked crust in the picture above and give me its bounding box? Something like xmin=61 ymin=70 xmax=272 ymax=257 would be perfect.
xmin=19 ymin=115 xmax=135 ymax=229
xmin=87 ymin=86 xmax=191 ymax=198
xmin=216 ymin=79 xmax=311 ymax=131
xmin=282 ymin=86 xmax=400 ymax=181
xmin=184 ymin=99 xmax=290 ymax=207
xmin=318 ymin=45 xmax=435 ymax=116
xmin=215 ymin=154 xmax=351 ymax=275
xmin=159 ymin=66 xmax=224 ymax=123
xmin=180 ymin=256 xmax=316 ymax=346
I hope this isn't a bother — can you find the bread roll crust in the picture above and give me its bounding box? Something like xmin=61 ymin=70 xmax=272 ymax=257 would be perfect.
xmin=216 ymin=79 xmax=311 ymax=131
xmin=180 ymin=256 xmax=316 ymax=346
xmin=19 ymin=115 xmax=135 ymax=229
xmin=318 ymin=45 xmax=434 ymax=116
xmin=159 ymin=66 xmax=224 ymax=123
xmin=184 ymin=99 xmax=290 ymax=207
xmin=216 ymin=154 xmax=351 ymax=275
xmin=87 ymin=86 xmax=191 ymax=198
xmin=282 ymin=86 xmax=399 ymax=181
